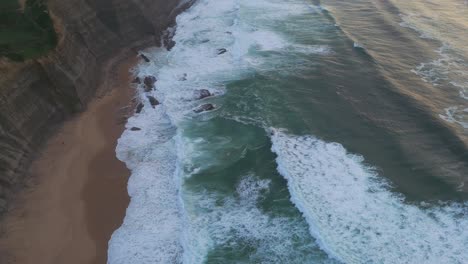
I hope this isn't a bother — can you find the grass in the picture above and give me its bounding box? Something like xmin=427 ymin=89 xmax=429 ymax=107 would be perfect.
xmin=0 ymin=0 xmax=57 ymax=61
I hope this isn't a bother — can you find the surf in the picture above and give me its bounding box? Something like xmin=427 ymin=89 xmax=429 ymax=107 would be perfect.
xmin=271 ymin=129 xmax=468 ymax=264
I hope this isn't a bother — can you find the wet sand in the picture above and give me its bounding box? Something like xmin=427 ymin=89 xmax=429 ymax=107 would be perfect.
xmin=0 ymin=54 xmax=138 ymax=264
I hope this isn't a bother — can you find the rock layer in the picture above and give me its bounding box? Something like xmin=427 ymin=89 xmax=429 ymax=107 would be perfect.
xmin=0 ymin=0 xmax=193 ymax=214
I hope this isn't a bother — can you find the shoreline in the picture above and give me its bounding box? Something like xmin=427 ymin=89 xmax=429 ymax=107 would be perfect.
xmin=0 ymin=52 xmax=138 ymax=264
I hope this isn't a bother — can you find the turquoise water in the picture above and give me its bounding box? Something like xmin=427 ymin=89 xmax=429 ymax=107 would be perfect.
xmin=108 ymin=0 xmax=468 ymax=263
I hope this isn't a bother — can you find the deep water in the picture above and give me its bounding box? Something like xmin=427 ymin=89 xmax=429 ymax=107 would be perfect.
xmin=108 ymin=0 xmax=468 ymax=263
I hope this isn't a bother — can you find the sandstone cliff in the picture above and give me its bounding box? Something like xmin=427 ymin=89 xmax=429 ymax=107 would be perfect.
xmin=0 ymin=0 xmax=192 ymax=213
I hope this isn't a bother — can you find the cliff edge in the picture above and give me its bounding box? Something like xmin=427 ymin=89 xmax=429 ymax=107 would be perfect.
xmin=0 ymin=0 xmax=192 ymax=214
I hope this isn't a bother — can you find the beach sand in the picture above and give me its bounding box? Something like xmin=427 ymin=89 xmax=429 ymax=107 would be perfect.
xmin=0 ymin=53 xmax=138 ymax=264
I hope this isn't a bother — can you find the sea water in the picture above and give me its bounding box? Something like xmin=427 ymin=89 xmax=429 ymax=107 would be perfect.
xmin=108 ymin=0 xmax=468 ymax=263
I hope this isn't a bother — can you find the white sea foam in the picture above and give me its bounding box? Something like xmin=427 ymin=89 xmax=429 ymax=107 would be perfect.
xmin=270 ymin=129 xmax=468 ymax=264
xmin=399 ymin=14 xmax=468 ymax=129
xmin=352 ymin=42 xmax=365 ymax=50
xmin=399 ymin=14 xmax=435 ymax=40
xmin=109 ymin=0 xmax=335 ymax=262
xmin=411 ymin=45 xmax=468 ymax=128
xmin=440 ymin=106 xmax=468 ymax=129
xmin=107 ymin=98 xmax=183 ymax=263
xmin=292 ymin=44 xmax=332 ymax=55
xmin=180 ymin=174 xmax=328 ymax=264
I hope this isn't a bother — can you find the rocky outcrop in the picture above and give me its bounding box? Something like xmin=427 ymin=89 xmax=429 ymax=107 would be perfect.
xmin=0 ymin=0 xmax=194 ymax=214
xmin=194 ymin=103 xmax=215 ymax=113
xmin=147 ymin=96 xmax=159 ymax=108
xmin=194 ymin=89 xmax=212 ymax=99
xmin=217 ymin=48 xmax=227 ymax=55
xmin=143 ymin=76 xmax=157 ymax=91
xmin=135 ymin=102 xmax=144 ymax=113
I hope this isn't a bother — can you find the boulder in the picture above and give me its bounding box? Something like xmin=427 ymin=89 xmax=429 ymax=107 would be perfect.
xmin=132 ymin=77 xmax=141 ymax=84
xmin=140 ymin=54 xmax=150 ymax=62
xmin=147 ymin=96 xmax=159 ymax=108
xmin=135 ymin=103 xmax=144 ymax=113
xmin=217 ymin=48 xmax=227 ymax=55
xmin=166 ymin=40 xmax=176 ymax=51
xmin=194 ymin=103 xmax=215 ymax=113
xmin=194 ymin=89 xmax=211 ymax=100
xmin=144 ymin=76 xmax=157 ymax=91
xmin=130 ymin=127 xmax=141 ymax=131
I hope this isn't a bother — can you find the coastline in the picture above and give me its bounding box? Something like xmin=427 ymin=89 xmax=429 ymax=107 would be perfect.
xmin=0 ymin=53 xmax=138 ymax=264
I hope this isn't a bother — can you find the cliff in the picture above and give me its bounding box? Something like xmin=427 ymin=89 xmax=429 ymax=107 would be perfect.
xmin=0 ymin=0 xmax=192 ymax=213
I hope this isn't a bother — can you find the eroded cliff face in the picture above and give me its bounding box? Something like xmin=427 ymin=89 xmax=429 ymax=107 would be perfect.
xmin=0 ymin=0 xmax=192 ymax=213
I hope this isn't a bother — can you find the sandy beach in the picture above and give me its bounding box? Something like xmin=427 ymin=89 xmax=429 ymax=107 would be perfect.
xmin=0 ymin=53 xmax=138 ymax=264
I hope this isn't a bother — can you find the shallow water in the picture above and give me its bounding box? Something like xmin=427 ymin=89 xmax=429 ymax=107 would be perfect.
xmin=108 ymin=0 xmax=468 ymax=263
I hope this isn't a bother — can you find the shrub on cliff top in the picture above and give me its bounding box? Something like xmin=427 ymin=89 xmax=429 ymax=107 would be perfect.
xmin=0 ymin=0 xmax=57 ymax=61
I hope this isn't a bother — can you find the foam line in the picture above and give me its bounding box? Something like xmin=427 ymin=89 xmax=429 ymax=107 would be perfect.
xmin=271 ymin=129 xmax=468 ymax=264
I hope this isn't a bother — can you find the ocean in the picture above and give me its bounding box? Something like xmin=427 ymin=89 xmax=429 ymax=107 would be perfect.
xmin=108 ymin=0 xmax=468 ymax=263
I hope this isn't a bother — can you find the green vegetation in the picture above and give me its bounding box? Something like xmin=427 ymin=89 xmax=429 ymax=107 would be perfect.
xmin=0 ymin=0 xmax=57 ymax=61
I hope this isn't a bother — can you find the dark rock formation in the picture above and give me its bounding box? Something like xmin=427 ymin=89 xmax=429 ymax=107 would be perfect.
xmin=194 ymin=89 xmax=212 ymax=100
xmin=147 ymin=96 xmax=159 ymax=108
xmin=217 ymin=48 xmax=227 ymax=55
xmin=132 ymin=77 xmax=141 ymax=84
xmin=135 ymin=103 xmax=144 ymax=113
xmin=162 ymin=27 xmax=177 ymax=51
xmin=140 ymin=54 xmax=150 ymax=62
xmin=0 ymin=0 xmax=195 ymax=214
xmin=143 ymin=76 xmax=157 ymax=91
xmin=130 ymin=127 xmax=141 ymax=131
xmin=194 ymin=104 xmax=215 ymax=113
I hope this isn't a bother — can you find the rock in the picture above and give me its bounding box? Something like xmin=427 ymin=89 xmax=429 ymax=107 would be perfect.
xmin=144 ymin=76 xmax=157 ymax=91
xmin=166 ymin=40 xmax=176 ymax=51
xmin=132 ymin=77 xmax=141 ymax=84
xmin=162 ymin=28 xmax=177 ymax=51
xmin=194 ymin=103 xmax=215 ymax=113
xmin=135 ymin=103 xmax=144 ymax=113
xmin=217 ymin=48 xmax=227 ymax=55
xmin=194 ymin=89 xmax=211 ymax=100
xmin=130 ymin=127 xmax=141 ymax=131
xmin=147 ymin=96 xmax=159 ymax=108
xmin=140 ymin=54 xmax=150 ymax=62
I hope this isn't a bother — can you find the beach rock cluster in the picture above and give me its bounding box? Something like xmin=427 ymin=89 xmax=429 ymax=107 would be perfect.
xmin=132 ymin=50 xmax=222 ymax=130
